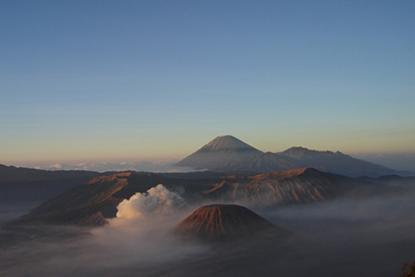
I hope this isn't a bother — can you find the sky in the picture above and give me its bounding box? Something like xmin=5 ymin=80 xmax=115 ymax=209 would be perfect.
xmin=1 ymin=0 xmax=414 ymax=169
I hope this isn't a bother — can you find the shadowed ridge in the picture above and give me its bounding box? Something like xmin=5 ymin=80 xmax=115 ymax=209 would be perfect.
xmin=280 ymin=146 xmax=339 ymax=157
xmin=87 ymin=171 xmax=133 ymax=185
xmin=13 ymin=172 xmax=132 ymax=226
xmin=276 ymin=146 xmax=396 ymax=177
xmin=0 ymin=164 xmax=100 ymax=202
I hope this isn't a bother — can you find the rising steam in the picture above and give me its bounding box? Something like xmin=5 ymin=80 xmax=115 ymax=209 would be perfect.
xmin=115 ymin=184 xmax=186 ymax=220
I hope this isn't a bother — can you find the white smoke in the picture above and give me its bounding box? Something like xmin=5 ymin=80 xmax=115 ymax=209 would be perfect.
xmin=115 ymin=184 xmax=186 ymax=220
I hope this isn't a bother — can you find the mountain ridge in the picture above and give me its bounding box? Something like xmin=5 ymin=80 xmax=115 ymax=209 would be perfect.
xmin=177 ymin=136 xmax=398 ymax=177
xmin=10 ymin=168 xmax=412 ymax=227
xmin=203 ymin=167 xmax=343 ymax=205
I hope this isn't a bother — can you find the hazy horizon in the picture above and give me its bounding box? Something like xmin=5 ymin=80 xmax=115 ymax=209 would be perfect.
xmin=2 ymin=134 xmax=415 ymax=173
xmin=1 ymin=1 xmax=414 ymax=170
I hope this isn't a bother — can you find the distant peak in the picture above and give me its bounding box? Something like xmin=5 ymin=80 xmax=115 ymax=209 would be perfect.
xmin=284 ymin=146 xmax=312 ymax=153
xmin=215 ymin=135 xmax=237 ymax=139
xmin=200 ymin=135 xmax=261 ymax=152
xmin=211 ymin=135 xmax=244 ymax=143
xmin=282 ymin=146 xmax=342 ymax=156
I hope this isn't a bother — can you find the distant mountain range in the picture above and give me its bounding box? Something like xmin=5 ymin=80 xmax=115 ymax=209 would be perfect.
xmin=177 ymin=135 xmax=400 ymax=177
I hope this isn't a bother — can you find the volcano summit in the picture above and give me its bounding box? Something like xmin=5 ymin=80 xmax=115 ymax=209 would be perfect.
xmin=177 ymin=135 xmax=397 ymax=177
xmin=175 ymin=204 xmax=278 ymax=241
xmin=176 ymin=135 xmax=263 ymax=172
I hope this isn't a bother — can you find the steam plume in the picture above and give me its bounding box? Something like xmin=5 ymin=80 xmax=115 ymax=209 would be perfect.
xmin=116 ymin=184 xmax=186 ymax=220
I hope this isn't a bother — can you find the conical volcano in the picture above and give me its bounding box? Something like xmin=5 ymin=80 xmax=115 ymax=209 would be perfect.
xmin=198 ymin=135 xmax=260 ymax=152
xmin=175 ymin=204 xmax=277 ymax=241
xmin=176 ymin=136 xmax=263 ymax=172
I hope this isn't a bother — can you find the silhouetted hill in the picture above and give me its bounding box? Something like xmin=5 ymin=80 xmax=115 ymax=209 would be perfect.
xmin=0 ymin=164 xmax=97 ymax=183
xmin=275 ymin=147 xmax=396 ymax=177
xmin=0 ymin=164 xmax=99 ymax=202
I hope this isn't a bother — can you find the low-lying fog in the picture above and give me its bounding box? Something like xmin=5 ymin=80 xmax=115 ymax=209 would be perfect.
xmin=0 ymin=202 xmax=39 ymax=225
xmin=1 ymin=185 xmax=415 ymax=277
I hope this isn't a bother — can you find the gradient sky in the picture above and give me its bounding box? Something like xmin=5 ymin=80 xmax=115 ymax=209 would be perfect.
xmin=1 ymin=0 xmax=414 ymax=166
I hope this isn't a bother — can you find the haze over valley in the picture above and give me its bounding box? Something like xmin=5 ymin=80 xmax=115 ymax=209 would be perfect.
xmin=1 ymin=135 xmax=415 ymax=276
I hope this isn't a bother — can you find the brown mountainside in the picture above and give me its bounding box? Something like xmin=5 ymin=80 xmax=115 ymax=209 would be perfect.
xmin=204 ymin=168 xmax=355 ymax=205
xmin=175 ymin=204 xmax=280 ymax=241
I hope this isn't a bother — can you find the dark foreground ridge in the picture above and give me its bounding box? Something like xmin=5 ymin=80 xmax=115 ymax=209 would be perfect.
xmin=175 ymin=204 xmax=282 ymax=241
